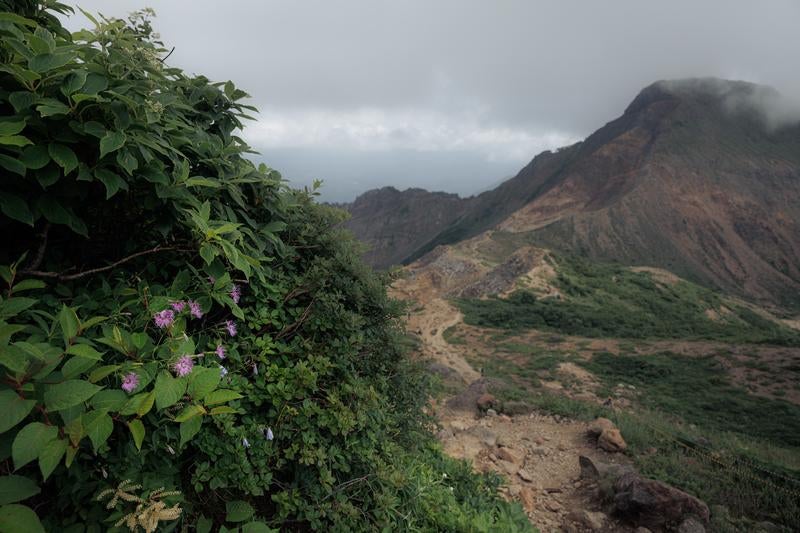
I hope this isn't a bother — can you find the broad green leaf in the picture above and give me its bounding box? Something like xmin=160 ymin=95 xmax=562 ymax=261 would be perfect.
xmin=19 ymin=145 xmax=49 ymax=169
xmin=35 ymin=101 xmax=70 ymax=117
xmin=95 ymin=168 xmax=127 ymax=199
xmin=209 ymin=406 xmax=237 ymax=416
xmin=116 ymin=149 xmax=138 ymax=174
xmin=64 ymin=445 xmax=77 ymax=468
xmin=99 ymin=130 xmax=125 ymax=158
xmin=185 ymin=177 xmax=221 ymax=188
xmin=174 ymin=404 xmax=205 ymax=423
xmin=0 ymin=476 xmax=40 ymax=505
xmin=0 ymin=193 xmax=33 ymax=226
xmin=65 ymin=344 xmax=103 ymax=361
xmin=10 ymin=280 xmax=44 ymax=293
xmin=8 ymin=92 xmax=37 ymax=113
xmin=0 ymin=155 xmax=25 ymax=176
xmin=127 ymin=419 xmax=144 ymax=451
xmin=61 ymin=356 xmax=96 ymax=379
xmin=199 ymin=243 xmax=216 ymax=264
xmin=196 ymin=516 xmax=213 ymax=533
xmin=88 ymin=365 xmax=119 ymax=383
xmin=32 ymin=27 xmax=55 ymax=53
xmin=136 ymin=391 xmax=155 ymax=417
xmin=61 ymin=69 xmax=87 ymax=96
xmin=83 ymin=411 xmax=113 ymax=451
xmin=225 ymin=500 xmax=254 ymax=523
xmin=0 ymin=391 xmax=35 ymax=434
xmin=81 ymin=73 xmax=108 ymax=95
xmin=89 ymin=389 xmax=127 ymax=411
xmin=203 ymin=389 xmax=242 ymax=406
xmin=188 ymin=367 xmax=220 ymax=400
xmin=0 ymin=298 xmax=37 ymax=320
xmin=38 ymin=438 xmax=66 ymax=480
xmin=179 ymin=416 xmax=201 ymax=447
xmin=80 ymin=315 xmax=108 ymax=331
xmin=0 ymin=345 xmax=29 ymax=374
xmin=28 ymin=52 xmax=72 ymax=73
xmin=35 ymin=165 xmax=58 ymax=188
xmin=0 ymin=504 xmax=45 ymax=533
xmin=119 ymin=391 xmax=151 ymax=416
xmin=0 ymin=135 xmax=31 ymax=147
xmin=44 ymin=380 xmax=102 ymax=411
xmin=63 ymin=416 xmax=84 ymax=446
xmin=0 ymin=12 xmax=37 ymax=27
xmin=48 ymin=143 xmax=78 ymax=175
xmin=0 ymin=121 xmax=25 ymax=136
xmin=58 ymin=305 xmax=79 ymax=346
xmin=82 ymin=121 xmax=105 ymax=138
xmin=12 ymin=422 xmax=57 ymax=470
xmin=154 ymin=371 xmax=186 ymax=410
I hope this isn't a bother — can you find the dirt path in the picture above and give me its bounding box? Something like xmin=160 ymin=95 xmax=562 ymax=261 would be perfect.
xmin=403 ymin=295 xmax=634 ymax=532
xmin=407 ymin=297 xmax=480 ymax=384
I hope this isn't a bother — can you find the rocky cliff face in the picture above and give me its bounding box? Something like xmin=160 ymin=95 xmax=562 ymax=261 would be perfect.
xmin=340 ymin=187 xmax=474 ymax=269
xmin=344 ymin=78 xmax=800 ymax=309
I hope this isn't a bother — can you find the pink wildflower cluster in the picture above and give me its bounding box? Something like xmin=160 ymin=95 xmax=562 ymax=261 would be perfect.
xmin=230 ymin=284 xmax=241 ymax=304
xmin=189 ymin=300 xmax=203 ymax=318
xmin=225 ymin=320 xmax=237 ymax=337
xmin=121 ymin=372 xmax=139 ymax=393
xmin=173 ymin=355 xmax=194 ymax=377
xmin=157 ymin=300 xmax=203 ymax=326
xmin=154 ymin=309 xmax=175 ymax=329
xmin=216 ymin=344 xmax=226 ymax=359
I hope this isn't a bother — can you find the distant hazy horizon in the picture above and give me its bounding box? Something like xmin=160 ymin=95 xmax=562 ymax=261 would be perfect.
xmin=64 ymin=0 xmax=800 ymax=202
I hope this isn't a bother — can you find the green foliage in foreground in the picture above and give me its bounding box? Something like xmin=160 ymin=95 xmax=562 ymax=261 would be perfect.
xmin=458 ymin=255 xmax=800 ymax=346
xmin=0 ymin=4 xmax=531 ymax=531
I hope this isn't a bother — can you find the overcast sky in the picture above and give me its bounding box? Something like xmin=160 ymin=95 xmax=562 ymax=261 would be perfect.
xmin=64 ymin=1 xmax=800 ymax=201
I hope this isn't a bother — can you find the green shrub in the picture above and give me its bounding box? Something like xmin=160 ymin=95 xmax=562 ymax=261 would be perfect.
xmin=458 ymin=255 xmax=800 ymax=346
xmin=0 ymin=4 xmax=532 ymax=531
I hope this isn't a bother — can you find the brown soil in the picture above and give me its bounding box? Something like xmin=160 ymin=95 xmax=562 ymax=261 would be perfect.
xmin=399 ymin=288 xmax=635 ymax=530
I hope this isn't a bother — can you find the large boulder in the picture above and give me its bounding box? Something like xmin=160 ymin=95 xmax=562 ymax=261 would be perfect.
xmin=613 ymin=472 xmax=710 ymax=530
xmin=477 ymin=393 xmax=499 ymax=412
xmin=588 ymin=417 xmax=617 ymax=437
xmin=578 ymin=455 xmax=635 ymax=483
xmin=598 ymin=428 xmax=628 ymax=452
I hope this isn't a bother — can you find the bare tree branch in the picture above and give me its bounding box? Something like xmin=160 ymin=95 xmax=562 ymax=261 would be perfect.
xmin=22 ymin=245 xmax=192 ymax=281
xmin=26 ymin=222 xmax=50 ymax=271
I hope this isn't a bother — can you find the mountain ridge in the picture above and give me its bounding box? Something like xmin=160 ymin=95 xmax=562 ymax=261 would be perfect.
xmin=343 ymin=78 xmax=800 ymax=309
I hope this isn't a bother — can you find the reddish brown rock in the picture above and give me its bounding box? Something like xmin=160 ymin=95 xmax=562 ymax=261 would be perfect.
xmin=518 ymin=487 xmax=536 ymax=513
xmin=613 ymin=472 xmax=710 ymax=530
xmin=598 ymin=428 xmax=627 ymax=452
xmin=587 ymin=417 xmax=617 ymax=438
xmin=476 ymin=393 xmax=498 ymax=411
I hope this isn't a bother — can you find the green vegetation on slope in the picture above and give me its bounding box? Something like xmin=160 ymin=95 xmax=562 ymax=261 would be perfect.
xmin=458 ymin=255 xmax=800 ymax=346
xmin=475 ymin=354 xmax=800 ymax=530
xmin=581 ymin=351 xmax=800 ymax=447
xmin=0 ymin=4 xmax=531 ymax=531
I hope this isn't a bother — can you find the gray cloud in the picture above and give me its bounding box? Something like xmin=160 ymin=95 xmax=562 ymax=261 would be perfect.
xmin=64 ymin=1 xmax=800 ymax=200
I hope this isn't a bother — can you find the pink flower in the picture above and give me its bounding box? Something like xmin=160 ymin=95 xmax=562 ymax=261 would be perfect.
xmin=208 ymin=276 xmax=216 ymax=284
xmin=225 ymin=320 xmax=237 ymax=337
xmin=173 ymin=355 xmax=194 ymax=377
xmin=216 ymin=344 xmax=226 ymax=359
xmin=170 ymin=300 xmax=186 ymax=312
xmin=154 ymin=309 xmax=175 ymax=329
xmin=189 ymin=300 xmax=203 ymax=319
xmin=230 ymin=284 xmax=241 ymax=304
xmin=121 ymin=372 xmax=139 ymax=393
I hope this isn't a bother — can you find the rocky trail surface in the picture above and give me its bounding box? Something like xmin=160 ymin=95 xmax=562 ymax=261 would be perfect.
xmin=398 ymin=292 xmax=639 ymax=532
